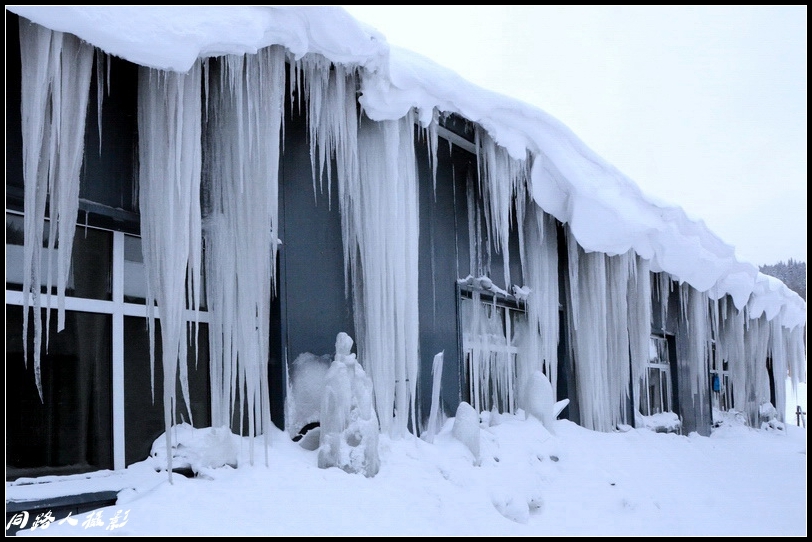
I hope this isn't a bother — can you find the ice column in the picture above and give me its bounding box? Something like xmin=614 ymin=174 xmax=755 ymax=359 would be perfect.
xmin=742 ymin=314 xmax=771 ymax=427
xmin=294 ymin=55 xmax=361 ymax=296
xmin=138 ymin=61 xmax=203 ymax=479
xmin=627 ymin=256 xmax=652 ymax=413
xmin=352 ymin=112 xmax=420 ymax=437
xmin=768 ymin=318 xmax=788 ymax=422
xmin=565 ymin=233 xmax=611 ymax=432
xmin=679 ymin=284 xmax=712 ymax=432
xmin=719 ymin=298 xmax=746 ymax=413
xmin=475 ymin=128 xmax=529 ymax=290
xmin=203 ymin=46 xmax=286 ymax=464
xmin=517 ymin=205 xmax=559 ymax=405
xmin=606 ymin=251 xmax=633 ymax=424
xmin=18 ymin=20 xmax=94 ymax=399
xmin=565 ymin=231 xmax=636 ymax=431
xmin=296 ymin=56 xmax=422 ymax=437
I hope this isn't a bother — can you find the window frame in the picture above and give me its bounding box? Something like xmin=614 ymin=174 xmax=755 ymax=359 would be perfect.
xmin=709 ymin=342 xmax=733 ymax=413
xmin=640 ymin=334 xmax=674 ymax=416
xmin=5 ymin=209 xmax=210 ymax=472
xmin=458 ymin=283 xmax=528 ymax=415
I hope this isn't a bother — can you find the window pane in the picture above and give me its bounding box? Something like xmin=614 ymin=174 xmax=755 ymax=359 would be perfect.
xmin=123 ymin=234 xmax=147 ymax=303
xmin=123 ymin=316 xmax=211 ymax=466
xmin=123 ymin=234 xmax=207 ymax=309
xmin=6 ymin=305 xmax=113 ymax=479
xmin=648 ymin=337 xmax=659 ymax=363
xmin=656 ymin=338 xmax=669 ymax=365
xmin=648 ymin=367 xmax=663 ymax=414
xmin=460 ymin=294 xmax=524 ymax=414
xmin=5 ymin=212 xmax=112 ymax=301
xmin=639 ymin=379 xmax=649 ymax=416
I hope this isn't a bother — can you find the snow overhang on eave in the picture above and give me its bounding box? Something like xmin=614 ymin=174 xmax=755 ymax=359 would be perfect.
xmin=7 ymin=6 xmax=389 ymax=73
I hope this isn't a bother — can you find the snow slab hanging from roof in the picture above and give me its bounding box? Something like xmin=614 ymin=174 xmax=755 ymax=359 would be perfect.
xmin=8 ymin=5 xmax=805 ymax=331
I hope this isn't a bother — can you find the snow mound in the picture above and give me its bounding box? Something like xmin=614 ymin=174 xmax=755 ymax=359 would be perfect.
xmin=522 ymin=370 xmax=569 ymax=435
xmin=634 ymin=411 xmax=682 ymax=434
xmin=149 ymin=424 xmax=238 ymax=476
xmin=452 ymin=401 xmax=481 ymax=465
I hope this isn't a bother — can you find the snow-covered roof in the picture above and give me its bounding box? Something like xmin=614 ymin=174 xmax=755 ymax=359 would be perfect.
xmin=7 ymin=6 xmax=805 ymax=330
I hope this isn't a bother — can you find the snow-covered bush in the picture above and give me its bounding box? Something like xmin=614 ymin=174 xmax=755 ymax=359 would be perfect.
xmin=759 ymin=402 xmax=785 ymax=431
xmin=634 ymin=411 xmax=682 ymax=433
xmin=452 ymin=401 xmax=481 ymax=465
xmin=286 ymin=351 xmax=332 ymax=443
xmin=522 ymin=371 xmax=558 ymax=434
xmin=150 ymin=423 xmax=238 ymax=476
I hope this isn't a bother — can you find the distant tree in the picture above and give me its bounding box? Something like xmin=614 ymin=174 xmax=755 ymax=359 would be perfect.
xmin=759 ymin=259 xmax=806 ymax=301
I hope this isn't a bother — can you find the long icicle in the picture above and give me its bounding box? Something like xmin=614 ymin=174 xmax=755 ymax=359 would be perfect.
xmin=19 ymin=20 xmax=94 ymax=400
xmin=203 ymin=46 xmax=286 ymax=465
xmin=138 ymin=61 xmax=203 ymax=482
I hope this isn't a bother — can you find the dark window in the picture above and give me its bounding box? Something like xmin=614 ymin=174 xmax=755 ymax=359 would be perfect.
xmin=6 ymin=212 xmax=113 ymax=301
xmin=124 ymin=317 xmax=211 ymax=466
xmin=6 ymin=305 xmax=113 ymax=479
xmin=459 ymin=286 xmax=527 ymax=414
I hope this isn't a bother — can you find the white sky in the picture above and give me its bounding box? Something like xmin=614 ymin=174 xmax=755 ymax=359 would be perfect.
xmin=10 ymin=381 xmax=807 ymax=536
xmin=343 ymin=5 xmax=807 ymax=268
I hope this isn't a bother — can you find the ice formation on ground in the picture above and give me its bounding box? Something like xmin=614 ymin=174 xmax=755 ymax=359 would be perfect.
xmin=317 ymin=332 xmax=381 ymax=477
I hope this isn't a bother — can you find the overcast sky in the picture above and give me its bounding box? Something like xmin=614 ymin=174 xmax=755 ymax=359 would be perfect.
xmin=343 ymin=5 xmax=807 ymax=268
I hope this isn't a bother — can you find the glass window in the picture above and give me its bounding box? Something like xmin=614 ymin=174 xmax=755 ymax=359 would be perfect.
xmin=460 ymin=292 xmax=527 ymax=414
xmin=6 ymin=305 xmax=113 ymax=479
xmin=123 ymin=316 xmax=211 ymax=466
xmin=639 ymin=335 xmax=673 ymax=416
xmin=5 ymin=212 xmax=112 ymax=301
xmin=6 ymin=212 xmax=211 ymax=477
xmin=124 ymin=234 xmax=148 ymax=304
xmin=710 ymin=343 xmax=733 ymax=413
xmin=123 ymin=234 xmax=206 ymax=309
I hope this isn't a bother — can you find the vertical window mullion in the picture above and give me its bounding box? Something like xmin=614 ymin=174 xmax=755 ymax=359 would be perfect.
xmin=112 ymin=231 xmax=126 ymax=470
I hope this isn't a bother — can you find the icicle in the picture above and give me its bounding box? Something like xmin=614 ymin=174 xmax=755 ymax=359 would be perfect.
xmin=565 ymin=230 xmax=614 ymax=432
xmin=785 ymin=325 xmax=805 ymax=410
xmin=350 ymin=111 xmax=420 ymax=437
xmin=627 ymin=255 xmax=652 ymax=414
xmin=203 ymin=46 xmax=286 ymax=466
xmin=474 ymin=127 xmax=529 ymax=290
xmin=296 ymin=54 xmax=361 ymax=210
xmin=720 ymin=299 xmax=746 ymax=415
xmin=742 ymin=314 xmax=771 ymax=427
xmin=679 ymin=284 xmax=713 ymax=433
xmin=679 ymin=282 xmax=690 ymax=333
xmin=768 ymin=318 xmax=787 ymax=422
xmin=467 ymin=170 xmax=482 ymax=277
xmin=296 ymin=56 xmax=421 ymax=436
xmin=95 ymin=48 xmax=106 ymax=154
xmin=461 ymin=291 xmax=514 ymax=414
xmin=422 ymin=351 xmax=445 ymax=443
xmin=138 ymin=60 xmax=203 ymax=481
xmin=20 ymin=19 xmax=52 ymax=380
xmin=655 ymin=272 xmax=672 ymax=333
xmin=565 ymin=225 xmax=580 ymax=331
xmin=517 ymin=205 xmax=559 ymax=407
xmin=605 ymin=251 xmax=632 ymax=425
xmin=425 ymin=108 xmax=439 ymax=196
xmin=18 ymin=20 xmax=94 ymax=400
xmin=294 ymin=54 xmax=361 ymax=296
